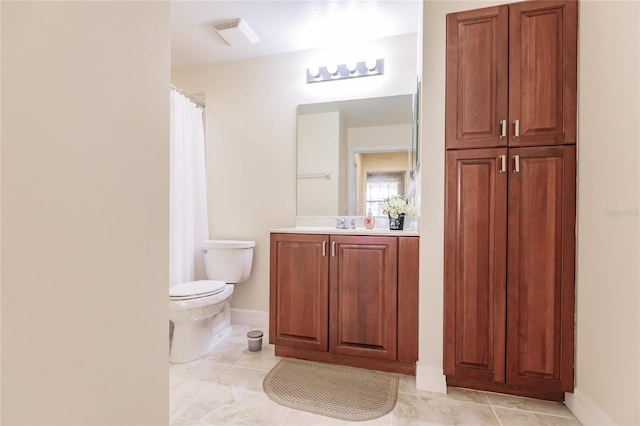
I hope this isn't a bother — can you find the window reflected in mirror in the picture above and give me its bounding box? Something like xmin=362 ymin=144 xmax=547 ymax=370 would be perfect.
xmin=365 ymin=171 xmax=406 ymax=216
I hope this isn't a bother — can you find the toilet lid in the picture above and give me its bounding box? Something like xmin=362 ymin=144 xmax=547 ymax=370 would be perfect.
xmin=170 ymin=280 xmax=226 ymax=300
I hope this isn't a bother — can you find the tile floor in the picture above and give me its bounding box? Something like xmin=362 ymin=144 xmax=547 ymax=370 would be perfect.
xmin=170 ymin=326 xmax=582 ymax=426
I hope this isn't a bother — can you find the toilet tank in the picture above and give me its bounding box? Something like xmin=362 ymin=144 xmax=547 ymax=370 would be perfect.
xmin=202 ymin=240 xmax=255 ymax=283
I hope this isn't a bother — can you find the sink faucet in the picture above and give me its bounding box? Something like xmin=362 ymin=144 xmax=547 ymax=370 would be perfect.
xmin=334 ymin=217 xmax=356 ymax=229
xmin=335 ymin=218 xmax=348 ymax=229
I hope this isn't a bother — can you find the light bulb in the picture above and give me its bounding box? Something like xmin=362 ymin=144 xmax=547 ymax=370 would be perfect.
xmin=326 ymin=64 xmax=339 ymax=77
xmin=347 ymin=62 xmax=359 ymax=74
xmin=366 ymin=59 xmax=378 ymax=72
xmin=308 ymin=67 xmax=321 ymax=79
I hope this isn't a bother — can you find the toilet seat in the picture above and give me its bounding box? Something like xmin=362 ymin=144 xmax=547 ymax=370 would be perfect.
xmin=170 ymin=280 xmax=227 ymax=301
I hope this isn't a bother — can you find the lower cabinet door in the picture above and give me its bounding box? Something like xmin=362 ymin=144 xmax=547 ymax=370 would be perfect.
xmin=444 ymin=146 xmax=576 ymax=396
xmin=444 ymin=148 xmax=508 ymax=383
xmin=506 ymin=145 xmax=576 ymax=392
xmin=330 ymin=235 xmax=398 ymax=360
xmin=270 ymin=233 xmax=329 ymax=351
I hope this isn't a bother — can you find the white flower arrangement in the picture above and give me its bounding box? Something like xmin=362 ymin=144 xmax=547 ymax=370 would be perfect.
xmin=382 ymin=195 xmax=409 ymax=219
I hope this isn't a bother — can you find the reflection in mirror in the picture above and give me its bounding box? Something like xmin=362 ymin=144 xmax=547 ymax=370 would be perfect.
xmin=297 ymin=95 xmax=415 ymax=217
xmin=357 ymin=153 xmax=409 ymax=216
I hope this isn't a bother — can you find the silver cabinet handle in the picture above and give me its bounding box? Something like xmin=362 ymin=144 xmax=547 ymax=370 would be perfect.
xmin=499 ymin=120 xmax=507 ymax=139
xmin=513 ymin=155 xmax=520 ymax=174
xmin=499 ymin=155 xmax=506 ymax=173
xmin=331 ymin=241 xmax=336 ymax=257
xmin=322 ymin=241 xmax=327 ymax=257
xmin=513 ymin=119 xmax=520 ymax=139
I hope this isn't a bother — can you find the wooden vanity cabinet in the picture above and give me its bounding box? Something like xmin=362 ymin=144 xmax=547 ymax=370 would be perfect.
xmin=269 ymin=232 xmax=418 ymax=375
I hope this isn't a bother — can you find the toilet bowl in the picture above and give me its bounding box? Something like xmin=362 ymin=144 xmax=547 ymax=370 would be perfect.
xmin=169 ymin=240 xmax=255 ymax=363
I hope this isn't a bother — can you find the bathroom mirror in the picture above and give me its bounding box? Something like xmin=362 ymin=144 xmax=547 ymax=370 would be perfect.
xmin=297 ymin=94 xmax=416 ymax=217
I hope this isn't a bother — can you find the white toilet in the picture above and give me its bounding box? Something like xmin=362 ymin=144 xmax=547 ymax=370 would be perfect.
xmin=169 ymin=239 xmax=255 ymax=363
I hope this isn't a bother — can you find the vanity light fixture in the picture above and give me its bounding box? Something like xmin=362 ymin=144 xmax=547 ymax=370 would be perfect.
xmin=306 ymin=59 xmax=384 ymax=83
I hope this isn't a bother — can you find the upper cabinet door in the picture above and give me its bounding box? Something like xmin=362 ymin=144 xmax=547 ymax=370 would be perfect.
xmin=446 ymin=6 xmax=509 ymax=150
xmin=446 ymin=1 xmax=577 ymax=150
xmin=509 ymin=1 xmax=577 ymax=147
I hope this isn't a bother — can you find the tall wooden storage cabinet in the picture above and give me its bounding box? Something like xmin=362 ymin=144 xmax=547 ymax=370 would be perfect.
xmin=444 ymin=0 xmax=577 ymax=401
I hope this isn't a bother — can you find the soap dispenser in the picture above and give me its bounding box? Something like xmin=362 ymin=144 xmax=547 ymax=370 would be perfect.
xmin=364 ymin=210 xmax=375 ymax=230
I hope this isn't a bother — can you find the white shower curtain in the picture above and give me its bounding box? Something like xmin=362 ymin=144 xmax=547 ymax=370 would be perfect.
xmin=170 ymin=89 xmax=209 ymax=287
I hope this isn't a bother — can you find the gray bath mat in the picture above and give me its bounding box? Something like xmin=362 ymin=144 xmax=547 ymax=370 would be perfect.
xmin=263 ymin=358 xmax=398 ymax=421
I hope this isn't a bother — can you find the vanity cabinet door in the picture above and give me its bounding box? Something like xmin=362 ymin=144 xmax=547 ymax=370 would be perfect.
xmin=329 ymin=235 xmax=398 ymax=360
xmin=269 ymin=233 xmax=329 ymax=352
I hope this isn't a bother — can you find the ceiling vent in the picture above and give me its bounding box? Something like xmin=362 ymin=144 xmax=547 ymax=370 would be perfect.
xmin=210 ymin=18 xmax=259 ymax=46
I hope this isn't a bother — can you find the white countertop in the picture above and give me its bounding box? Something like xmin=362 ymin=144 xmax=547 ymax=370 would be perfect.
xmin=271 ymin=215 xmax=420 ymax=236
xmin=270 ymin=227 xmax=419 ymax=236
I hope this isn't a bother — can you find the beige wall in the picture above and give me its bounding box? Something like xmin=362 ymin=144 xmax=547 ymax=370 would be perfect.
xmin=172 ymin=33 xmax=417 ymax=312
xmin=0 ymin=2 xmax=3 ymax=420
xmin=421 ymin=1 xmax=639 ymax=424
xmin=348 ymin=124 xmax=412 ymax=151
xmin=360 ymin=151 xmax=409 ymax=173
xmin=1 ymin=2 xmax=170 ymax=425
xmin=297 ymin=112 xmax=340 ymax=215
xmin=338 ymin=113 xmax=348 ymax=216
xmin=419 ymin=0 xmax=501 ymax=390
xmin=573 ymin=2 xmax=639 ymax=424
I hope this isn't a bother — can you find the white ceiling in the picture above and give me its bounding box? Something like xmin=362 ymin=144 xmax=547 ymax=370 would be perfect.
xmin=171 ymin=0 xmax=422 ymax=69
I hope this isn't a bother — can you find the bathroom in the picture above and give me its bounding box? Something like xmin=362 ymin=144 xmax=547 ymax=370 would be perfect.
xmin=168 ymin=3 xmax=423 ymax=419
xmin=170 ymin=1 xmax=639 ymax=423
xmin=1 ymin=1 xmax=638 ymax=425
xmin=170 ymin=25 xmax=419 ymax=336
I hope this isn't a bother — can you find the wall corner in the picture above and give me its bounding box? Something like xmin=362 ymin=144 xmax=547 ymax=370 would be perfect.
xmin=415 ymin=362 xmax=447 ymax=394
xmin=565 ymin=388 xmax=617 ymax=426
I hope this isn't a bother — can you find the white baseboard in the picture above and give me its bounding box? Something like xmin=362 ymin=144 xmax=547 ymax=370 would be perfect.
xmin=565 ymin=389 xmax=616 ymax=426
xmin=415 ymin=362 xmax=447 ymax=394
xmin=231 ymin=308 xmax=269 ymax=329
